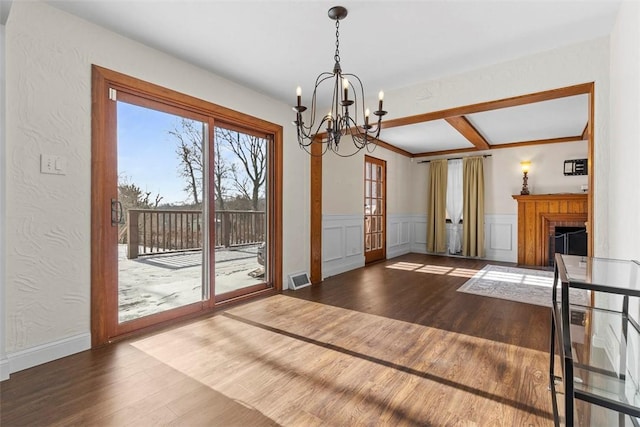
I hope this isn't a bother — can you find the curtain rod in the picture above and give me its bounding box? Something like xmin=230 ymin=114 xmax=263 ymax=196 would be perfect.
xmin=418 ymin=154 xmax=492 ymax=164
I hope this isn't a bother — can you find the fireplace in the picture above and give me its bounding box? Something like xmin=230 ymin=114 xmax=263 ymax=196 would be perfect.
xmin=541 ymin=214 xmax=588 ymax=266
xmin=548 ymin=226 xmax=587 ymax=266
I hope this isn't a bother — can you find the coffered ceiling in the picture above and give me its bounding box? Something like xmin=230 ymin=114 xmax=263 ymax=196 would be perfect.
xmin=381 ymin=93 xmax=589 ymax=156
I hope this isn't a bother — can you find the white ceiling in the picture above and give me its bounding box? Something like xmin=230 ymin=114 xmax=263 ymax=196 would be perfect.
xmin=466 ymin=94 xmax=588 ymax=145
xmin=40 ymin=0 xmax=620 ymax=155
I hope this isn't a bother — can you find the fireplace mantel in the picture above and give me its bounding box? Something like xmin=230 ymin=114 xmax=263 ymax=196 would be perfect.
xmin=512 ymin=193 xmax=588 ymax=266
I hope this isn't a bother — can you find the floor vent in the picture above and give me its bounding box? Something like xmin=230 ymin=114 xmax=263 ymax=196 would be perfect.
xmin=288 ymin=272 xmax=311 ymax=290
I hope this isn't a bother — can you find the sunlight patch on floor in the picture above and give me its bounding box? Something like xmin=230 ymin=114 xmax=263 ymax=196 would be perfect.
xmin=386 ymin=261 xmax=479 ymax=277
xmin=478 ymin=271 xmax=553 ymax=287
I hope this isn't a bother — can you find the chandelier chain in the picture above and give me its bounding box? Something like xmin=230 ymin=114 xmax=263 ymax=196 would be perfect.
xmin=334 ymin=20 xmax=341 ymax=64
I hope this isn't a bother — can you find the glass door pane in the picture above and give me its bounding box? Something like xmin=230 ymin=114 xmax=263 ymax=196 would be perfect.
xmin=117 ymin=101 xmax=206 ymax=323
xmin=213 ymin=126 xmax=269 ymax=298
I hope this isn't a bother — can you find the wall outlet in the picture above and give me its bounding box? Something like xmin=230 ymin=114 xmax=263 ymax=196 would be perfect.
xmin=580 ymin=184 xmax=588 ymax=192
xmin=40 ymin=154 xmax=67 ymax=175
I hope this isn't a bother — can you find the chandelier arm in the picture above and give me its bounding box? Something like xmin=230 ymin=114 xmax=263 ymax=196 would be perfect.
xmin=300 ymin=139 xmax=331 ymax=157
xmin=304 ymin=72 xmax=335 ymax=132
xmin=342 ymin=72 xmax=365 ymax=125
xmin=297 ymin=114 xmax=332 ymax=148
xmin=344 ymin=115 xmax=368 ymax=149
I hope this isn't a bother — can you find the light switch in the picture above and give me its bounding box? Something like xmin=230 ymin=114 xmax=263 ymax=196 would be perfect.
xmin=40 ymin=154 xmax=66 ymax=175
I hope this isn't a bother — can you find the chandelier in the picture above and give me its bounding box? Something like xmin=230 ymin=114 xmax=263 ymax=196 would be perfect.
xmin=293 ymin=6 xmax=387 ymax=157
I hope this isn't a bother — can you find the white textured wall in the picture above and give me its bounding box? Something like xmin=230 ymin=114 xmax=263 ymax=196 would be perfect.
xmin=607 ymin=1 xmax=640 ymax=403
xmin=323 ymin=37 xmax=609 ymax=254
xmin=609 ymin=1 xmax=640 ymax=262
xmin=5 ymin=1 xmax=307 ymax=358
xmin=322 ymin=141 xmax=423 ymax=216
xmin=322 ymin=148 xmax=363 ymax=215
xmin=368 ymin=148 xmax=415 ymax=216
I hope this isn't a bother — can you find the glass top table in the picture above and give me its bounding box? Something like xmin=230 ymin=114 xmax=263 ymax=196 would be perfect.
xmin=557 ymin=254 xmax=640 ymax=296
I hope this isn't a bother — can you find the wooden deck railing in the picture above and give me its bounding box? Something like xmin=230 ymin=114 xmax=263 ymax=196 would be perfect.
xmin=126 ymin=209 xmax=264 ymax=259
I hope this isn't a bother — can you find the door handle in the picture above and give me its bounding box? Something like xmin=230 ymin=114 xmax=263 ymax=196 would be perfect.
xmin=111 ymin=199 xmax=124 ymax=226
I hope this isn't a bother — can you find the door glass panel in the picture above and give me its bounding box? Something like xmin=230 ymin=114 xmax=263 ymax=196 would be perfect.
xmin=213 ymin=126 xmax=269 ymax=296
xmin=117 ymin=101 xmax=205 ymax=323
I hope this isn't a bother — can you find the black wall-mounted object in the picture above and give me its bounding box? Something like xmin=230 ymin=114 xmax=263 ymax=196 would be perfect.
xmin=564 ymin=159 xmax=588 ymax=176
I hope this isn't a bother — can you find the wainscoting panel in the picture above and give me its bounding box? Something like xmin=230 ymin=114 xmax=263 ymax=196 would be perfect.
xmin=322 ymin=213 xmax=517 ymax=278
xmin=323 ymin=226 xmax=344 ymax=263
xmin=322 ymin=215 xmax=365 ymax=279
xmin=484 ymin=214 xmax=517 ymax=263
xmin=411 ymin=215 xmax=428 ymax=254
xmin=387 ymin=214 xmax=412 ymax=259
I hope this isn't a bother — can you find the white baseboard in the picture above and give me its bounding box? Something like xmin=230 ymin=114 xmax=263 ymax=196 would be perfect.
xmin=0 ymin=357 xmax=9 ymax=381
xmin=7 ymin=333 xmax=91 ymax=376
xmin=387 ymin=245 xmax=411 ymax=259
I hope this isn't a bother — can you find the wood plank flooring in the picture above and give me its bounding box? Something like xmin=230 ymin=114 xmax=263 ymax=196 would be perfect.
xmin=1 ymin=254 xmax=554 ymax=426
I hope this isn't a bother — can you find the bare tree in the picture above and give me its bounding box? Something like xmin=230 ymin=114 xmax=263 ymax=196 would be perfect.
xmin=169 ymin=119 xmax=204 ymax=206
xmin=216 ymin=128 xmax=267 ymax=211
xmin=213 ymin=138 xmax=231 ymax=210
xmin=117 ymin=175 xmax=163 ymax=243
xmin=118 ymin=175 xmax=163 ymax=209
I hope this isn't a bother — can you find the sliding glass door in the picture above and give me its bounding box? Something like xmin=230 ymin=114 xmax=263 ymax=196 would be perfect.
xmin=91 ymin=66 xmax=282 ymax=345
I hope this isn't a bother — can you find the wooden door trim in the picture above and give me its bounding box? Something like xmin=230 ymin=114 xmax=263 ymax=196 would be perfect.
xmin=310 ymin=138 xmax=322 ymax=284
xmin=587 ymin=83 xmax=594 ymax=257
xmin=91 ymin=67 xmax=116 ymax=347
xmin=91 ymin=65 xmax=283 ymax=346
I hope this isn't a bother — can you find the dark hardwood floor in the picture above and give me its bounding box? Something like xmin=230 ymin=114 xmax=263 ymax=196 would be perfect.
xmin=1 ymin=254 xmax=554 ymax=426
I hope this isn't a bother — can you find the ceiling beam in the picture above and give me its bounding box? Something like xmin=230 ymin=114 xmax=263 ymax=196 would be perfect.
xmin=412 ymin=135 xmax=584 ymax=159
xmin=373 ymin=139 xmax=413 ymax=157
xmin=382 ymin=82 xmax=594 ymax=130
xmin=445 ymin=116 xmax=490 ymax=150
xmin=581 ymin=123 xmax=589 ymax=140
xmin=412 ymin=146 xmax=481 ymax=159
xmin=489 ymin=135 xmax=584 ymax=150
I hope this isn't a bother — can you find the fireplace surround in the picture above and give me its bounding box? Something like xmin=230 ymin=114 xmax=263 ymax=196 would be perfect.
xmin=513 ymin=193 xmax=588 ymax=266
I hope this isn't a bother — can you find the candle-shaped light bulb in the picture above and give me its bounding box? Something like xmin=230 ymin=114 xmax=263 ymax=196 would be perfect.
xmin=296 ymin=86 xmax=302 ymax=107
xmin=343 ymin=78 xmax=349 ymax=100
xmin=378 ymin=91 xmax=384 ymax=111
xmin=365 ymin=108 xmax=370 ymax=127
xmin=327 ymin=111 xmax=333 ymax=130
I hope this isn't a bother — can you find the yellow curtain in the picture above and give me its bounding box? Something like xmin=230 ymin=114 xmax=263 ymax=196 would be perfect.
xmin=427 ymin=159 xmax=448 ymax=253
xmin=462 ymin=156 xmax=485 ymax=257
